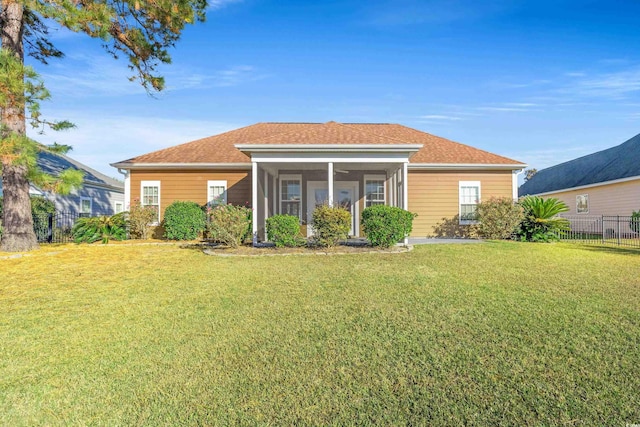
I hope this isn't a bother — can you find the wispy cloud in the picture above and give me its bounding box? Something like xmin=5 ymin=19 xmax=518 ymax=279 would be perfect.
xmin=208 ymin=0 xmax=243 ymax=10
xmin=564 ymin=68 xmax=640 ymax=98
xmin=30 ymin=112 xmax=239 ymax=176
xmin=419 ymin=114 xmax=464 ymax=121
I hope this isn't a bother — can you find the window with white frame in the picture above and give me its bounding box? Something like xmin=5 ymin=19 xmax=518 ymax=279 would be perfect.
xmin=141 ymin=180 xmax=160 ymax=224
xmin=576 ymin=194 xmax=589 ymax=214
xmin=208 ymin=180 xmax=227 ymax=206
xmin=280 ymin=175 xmax=301 ymax=219
xmin=114 ymin=201 xmax=124 ymax=214
xmin=79 ymin=197 xmax=92 ymax=217
xmin=365 ymin=175 xmax=386 ymax=207
xmin=459 ymin=181 xmax=481 ymax=224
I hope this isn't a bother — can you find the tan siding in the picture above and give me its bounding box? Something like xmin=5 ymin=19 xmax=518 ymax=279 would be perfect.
xmin=408 ymin=170 xmax=513 ymax=237
xmin=541 ymin=179 xmax=640 ymax=216
xmin=130 ymin=170 xmax=251 ymax=220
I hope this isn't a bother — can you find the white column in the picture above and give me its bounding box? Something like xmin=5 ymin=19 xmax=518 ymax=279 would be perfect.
xmin=513 ymin=169 xmax=523 ymax=201
xmin=264 ymin=169 xmax=269 ymax=241
xmin=252 ymin=162 xmax=258 ymax=246
xmin=272 ymin=173 xmax=277 ymax=215
xmin=328 ymin=162 xmax=334 ymax=206
xmin=390 ymin=172 xmax=396 ymax=207
xmin=403 ymin=162 xmax=409 ymax=245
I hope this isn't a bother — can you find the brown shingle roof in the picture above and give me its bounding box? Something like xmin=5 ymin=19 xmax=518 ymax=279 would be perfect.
xmin=114 ymin=121 xmax=524 ymax=166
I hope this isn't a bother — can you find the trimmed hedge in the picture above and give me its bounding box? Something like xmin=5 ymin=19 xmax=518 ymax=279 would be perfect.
xmin=163 ymin=201 xmax=206 ymax=240
xmin=266 ymin=214 xmax=300 ymax=247
xmin=311 ymin=205 xmax=351 ymax=247
xmin=361 ymin=205 xmax=416 ymax=247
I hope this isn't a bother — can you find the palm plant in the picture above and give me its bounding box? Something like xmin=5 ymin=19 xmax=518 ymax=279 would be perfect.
xmin=72 ymin=213 xmax=127 ymax=244
xmin=518 ymin=196 xmax=570 ymax=242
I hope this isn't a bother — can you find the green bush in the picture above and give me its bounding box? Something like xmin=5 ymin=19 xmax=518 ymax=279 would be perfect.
xmin=127 ymin=200 xmax=157 ymax=239
xmin=361 ymin=205 xmax=416 ymax=248
xmin=72 ymin=213 xmax=127 ymax=244
xmin=311 ymin=204 xmax=351 ymax=248
xmin=518 ymin=196 xmax=570 ymax=242
xmin=266 ymin=214 xmax=300 ymax=247
xmin=207 ymin=204 xmax=252 ymax=248
xmin=163 ymin=201 xmax=206 ymax=240
xmin=630 ymin=210 xmax=640 ymax=234
xmin=474 ymin=197 xmax=525 ymax=240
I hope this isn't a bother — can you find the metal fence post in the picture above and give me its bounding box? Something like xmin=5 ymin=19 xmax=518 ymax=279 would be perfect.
xmin=617 ymin=215 xmax=621 ymax=246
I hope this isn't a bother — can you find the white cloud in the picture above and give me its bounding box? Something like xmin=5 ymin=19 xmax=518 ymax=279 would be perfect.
xmin=419 ymin=114 xmax=464 ymax=121
xmin=566 ymin=68 xmax=640 ymax=98
xmin=208 ymin=0 xmax=243 ymax=10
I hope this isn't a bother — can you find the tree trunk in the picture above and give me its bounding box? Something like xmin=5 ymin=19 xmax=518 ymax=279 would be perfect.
xmin=1 ymin=1 xmax=38 ymax=251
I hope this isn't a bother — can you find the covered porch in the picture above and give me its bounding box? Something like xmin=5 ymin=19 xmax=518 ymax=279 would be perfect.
xmin=236 ymin=143 xmax=422 ymax=244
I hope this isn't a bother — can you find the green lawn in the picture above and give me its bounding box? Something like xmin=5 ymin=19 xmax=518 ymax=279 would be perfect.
xmin=1 ymin=242 xmax=638 ymax=425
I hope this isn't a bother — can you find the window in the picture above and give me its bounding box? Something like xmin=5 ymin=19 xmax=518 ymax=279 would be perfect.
xmin=208 ymin=180 xmax=227 ymax=206
xmin=114 ymin=201 xmax=124 ymax=214
xmin=280 ymin=175 xmax=301 ymax=219
xmin=365 ymin=175 xmax=386 ymax=208
xmin=576 ymin=194 xmax=589 ymax=214
xmin=80 ymin=197 xmax=92 ymax=217
xmin=141 ymin=180 xmax=160 ymax=224
xmin=459 ymin=181 xmax=481 ymax=224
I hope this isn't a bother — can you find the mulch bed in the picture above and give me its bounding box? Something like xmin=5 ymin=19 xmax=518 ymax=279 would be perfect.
xmin=200 ymin=242 xmax=412 ymax=257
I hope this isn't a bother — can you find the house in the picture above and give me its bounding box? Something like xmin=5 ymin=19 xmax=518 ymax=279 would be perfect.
xmin=0 ymin=151 xmax=125 ymax=217
xmin=111 ymin=121 xmax=525 ymax=240
xmin=518 ymin=133 xmax=640 ymax=216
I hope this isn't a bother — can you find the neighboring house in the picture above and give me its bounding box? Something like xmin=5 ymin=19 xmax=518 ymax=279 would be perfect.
xmin=111 ymin=121 xmax=525 ymax=240
xmin=0 ymin=151 xmax=125 ymax=217
xmin=519 ymin=133 xmax=640 ymax=216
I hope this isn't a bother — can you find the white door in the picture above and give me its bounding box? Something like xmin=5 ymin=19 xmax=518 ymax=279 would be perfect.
xmin=307 ymin=181 xmax=358 ymax=237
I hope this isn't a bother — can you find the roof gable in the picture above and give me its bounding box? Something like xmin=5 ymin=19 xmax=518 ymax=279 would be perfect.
xmin=113 ymin=121 xmax=524 ymax=167
xmin=519 ymin=133 xmax=640 ymax=196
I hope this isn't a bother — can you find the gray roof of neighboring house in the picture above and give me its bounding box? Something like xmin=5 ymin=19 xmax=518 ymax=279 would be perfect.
xmin=37 ymin=151 xmax=124 ymax=192
xmin=519 ymin=133 xmax=640 ymax=196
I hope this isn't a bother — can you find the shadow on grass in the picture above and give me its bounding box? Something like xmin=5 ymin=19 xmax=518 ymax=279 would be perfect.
xmin=565 ymin=243 xmax=640 ymax=256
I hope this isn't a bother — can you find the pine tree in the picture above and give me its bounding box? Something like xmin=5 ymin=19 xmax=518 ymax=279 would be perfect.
xmin=0 ymin=0 xmax=207 ymax=251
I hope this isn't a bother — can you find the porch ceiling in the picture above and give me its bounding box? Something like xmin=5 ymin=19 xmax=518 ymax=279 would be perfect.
xmin=258 ymin=162 xmax=403 ymax=176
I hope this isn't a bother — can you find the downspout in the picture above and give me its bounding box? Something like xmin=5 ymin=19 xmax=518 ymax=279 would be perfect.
xmin=117 ymin=168 xmax=130 ymax=210
xmin=513 ymin=169 xmax=525 ymax=201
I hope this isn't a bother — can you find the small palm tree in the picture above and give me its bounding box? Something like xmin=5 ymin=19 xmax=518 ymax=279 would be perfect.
xmin=518 ymin=196 xmax=570 ymax=242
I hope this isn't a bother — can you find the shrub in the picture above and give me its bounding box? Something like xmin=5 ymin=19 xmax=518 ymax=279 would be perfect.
xmin=311 ymin=204 xmax=351 ymax=248
xmin=71 ymin=213 xmax=127 ymax=244
xmin=127 ymin=200 xmax=156 ymax=239
xmin=518 ymin=196 xmax=570 ymax=242
xmin=630 ymin=210 xmax=640 ymax=234
xmin=474 ymin=197 xmax=525 ymax=240
xmin=207 ymin=204 xmax=252 ymax=248
xmin=361 ymin=205 xmax=416 ymax=248
xmin=163 ymin=201 xmax=206 ymax=240
xmin=266 ymin=214 xmax=300 ymax=247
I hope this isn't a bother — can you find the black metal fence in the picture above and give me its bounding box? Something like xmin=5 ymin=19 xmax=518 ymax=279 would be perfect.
xmin=559 ymin=215 xmax=640 ymax=249
xmin=32 ymin=212 xmax=78 ymax=244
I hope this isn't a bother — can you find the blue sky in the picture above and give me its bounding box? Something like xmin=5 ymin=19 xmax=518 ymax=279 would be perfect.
xmin=29 ymin=0 xmax=640 ymax=181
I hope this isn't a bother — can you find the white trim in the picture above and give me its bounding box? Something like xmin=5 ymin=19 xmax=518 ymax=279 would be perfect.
xmin=279 ymin=174 xmax=302 ymax=220
xmin=207 ymin=180 xmax=228 ymax=205
xmin=526 ymin=174 xmax=640 ymax=196
xmin=513 ymin=169 xmax=524 ymax=201
xmin=79 ymin=197 xmax=92 ymax=216
xmin=111 ymin=162 xmax=252 ymax=170
xmin=328 ymin=162 xmax=334 ymax=206
xmin=409 ymin=163 xmax=526 ymax=171
xmin=236 ymin=143 xmax=422 ymax=153
xmin=252 ymin=162 xmax=258 ymax=245
xmin=250 ymin=153 xmax=415 ymax=163
xmin=402 ymin=163 xmax=408 ymax=212
xmin=141 ymin=180 xmax=161 ymax=224
xmin=124 ymin=172 xmax=131 ymax=210
xmin=264 ymin=170 xmax=269 ymax=240
xmin=459 ymin=181 xmax=481 ymax=225
xmin=364 ymin=174 xmax=387 ymax=208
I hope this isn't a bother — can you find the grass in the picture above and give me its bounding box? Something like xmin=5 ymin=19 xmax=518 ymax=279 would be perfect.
xmin=1 ymin=242 xmax=639 ymax=425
